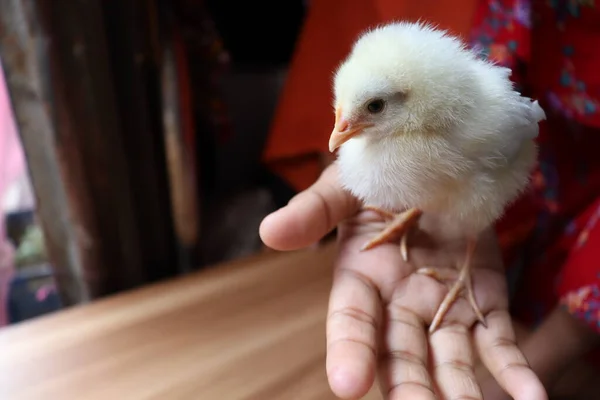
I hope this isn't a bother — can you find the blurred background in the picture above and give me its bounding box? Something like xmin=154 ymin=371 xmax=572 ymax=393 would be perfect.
xmin=3 ymin=3 xmax=600 ymax=399
xmin=0 ymin=0 xmax=475 ymax=326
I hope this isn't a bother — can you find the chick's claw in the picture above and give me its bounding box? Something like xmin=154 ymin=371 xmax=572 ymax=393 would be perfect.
xmin=416 ymin=267 xmax=458 ymax=282
xmin=362 ymin=206 xmax=397 ymax=220
xmin=360 ymin=207 xmax=422 ymax=258
xmin=400 ymin=231 xmax=409 ymax=262
xmin=421 ymin=239 xmax=487 ymax=333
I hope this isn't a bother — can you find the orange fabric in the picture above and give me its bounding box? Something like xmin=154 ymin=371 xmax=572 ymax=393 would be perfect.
xmin=263 ymin=0 xmax=478 ymax=191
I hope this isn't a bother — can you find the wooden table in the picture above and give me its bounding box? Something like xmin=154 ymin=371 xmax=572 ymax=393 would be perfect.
xmin=0 ymin=242 xmax=381 ymax=400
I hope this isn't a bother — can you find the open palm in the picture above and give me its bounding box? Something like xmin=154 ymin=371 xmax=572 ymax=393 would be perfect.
xmin=260 ymin=164 xmax=547 ymax=400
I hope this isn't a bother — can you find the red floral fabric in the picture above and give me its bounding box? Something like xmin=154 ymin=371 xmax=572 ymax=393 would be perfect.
xmin=470 ymin=0 xmax=600 ymax=336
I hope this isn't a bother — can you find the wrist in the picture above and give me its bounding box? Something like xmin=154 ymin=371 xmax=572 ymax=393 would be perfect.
xmin=520 ymin=307 xmax=597 ymax=386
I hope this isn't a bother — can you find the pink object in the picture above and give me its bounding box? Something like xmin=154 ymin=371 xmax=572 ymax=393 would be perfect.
xmin=36 ymin=284 xmax=54 ymax=302
xmin=0 ymin=62 xmax=27 ymax=326
xmin=0 ymin=66 xmax=26 ymax=201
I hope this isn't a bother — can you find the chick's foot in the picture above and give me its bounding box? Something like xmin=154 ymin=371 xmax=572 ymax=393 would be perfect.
xmin=360 ymin=207 xmax=422 ymax=262
xmin=417 ymin=238 xmax=487 ymax=333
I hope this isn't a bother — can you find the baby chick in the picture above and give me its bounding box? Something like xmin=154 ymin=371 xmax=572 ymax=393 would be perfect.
xmin=329 ymin=22 xmax=545 ymax=333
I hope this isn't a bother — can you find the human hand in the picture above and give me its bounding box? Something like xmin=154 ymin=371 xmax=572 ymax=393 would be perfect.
xmin=259 ymin=164 xmax=547 ymax=400
xmin=477 ymin=306 xmax=600 ymax=400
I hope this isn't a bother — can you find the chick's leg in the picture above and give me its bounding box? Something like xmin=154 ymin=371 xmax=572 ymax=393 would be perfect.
xmin=360 ymin=207 xmax=422 ymax=261
xmin=417 ymin=238 xmax=486 ymax=333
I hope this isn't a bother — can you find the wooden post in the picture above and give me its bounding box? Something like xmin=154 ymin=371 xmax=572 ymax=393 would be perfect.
xmin=0 ymin=0 xmax=179 ymax=305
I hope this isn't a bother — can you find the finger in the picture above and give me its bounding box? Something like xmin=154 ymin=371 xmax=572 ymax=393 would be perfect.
xmin=430 ymin=325 xmax=482 ymax=400
xmin=379 ymin=274 xmax=451 ymax=400
xmin=326 ymin=267 xmax=381 ymax=399
xmin=379 ymin=304 xmax=436 ymax=400
xmin=327 ymin=205 xmax=424 ymax=398
xmin=474 ymin=311 xmax=548 ymax=400
xmin=259 ymin=164 xmax=359 ymax=251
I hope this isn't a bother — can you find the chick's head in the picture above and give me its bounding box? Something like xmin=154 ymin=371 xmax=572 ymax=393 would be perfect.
xmin=329 ymin=22 xmax=478 ymax=152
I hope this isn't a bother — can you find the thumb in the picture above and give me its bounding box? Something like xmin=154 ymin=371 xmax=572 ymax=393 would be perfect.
xmin=259 ymin=164 xmax=359 ymax=251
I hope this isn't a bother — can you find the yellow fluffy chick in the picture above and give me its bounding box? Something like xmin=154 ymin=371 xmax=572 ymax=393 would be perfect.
xmin=329 ymin=21 xmax=546 ymax=333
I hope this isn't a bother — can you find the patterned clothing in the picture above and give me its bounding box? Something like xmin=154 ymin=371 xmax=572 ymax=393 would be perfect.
xmin=470 ymin=0 xmax=600 ymax=336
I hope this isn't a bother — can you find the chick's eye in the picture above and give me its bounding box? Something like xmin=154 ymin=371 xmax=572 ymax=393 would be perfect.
xmin=366 ymin=99 xmax=385 ymax=114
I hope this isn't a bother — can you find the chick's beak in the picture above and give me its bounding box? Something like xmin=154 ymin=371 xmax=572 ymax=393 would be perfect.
xmin=329 ymin=108 xmax=369 ymax=152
